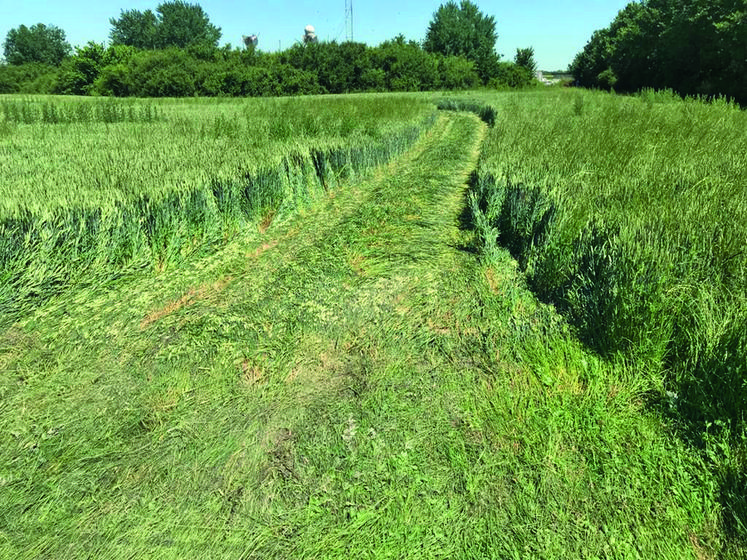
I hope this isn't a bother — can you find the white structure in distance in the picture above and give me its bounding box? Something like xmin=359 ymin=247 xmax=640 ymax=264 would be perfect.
xmin=303 ymin=25 xmax=318 ymax=44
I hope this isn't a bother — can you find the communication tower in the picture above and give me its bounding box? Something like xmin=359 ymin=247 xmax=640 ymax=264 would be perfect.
xmin=345 ymin=0 xmax=353 ymax=42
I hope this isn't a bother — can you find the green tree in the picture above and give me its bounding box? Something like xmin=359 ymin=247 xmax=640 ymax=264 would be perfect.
xmin=155 ymin=1 xmax=221 ymax=49
xmin=282 ymin=41 xmax=371 ymax=94
xmin=95 ymin=63 xmax=133 ymax=96
xmin=514 ymin=47 xmax=537 ymax=75
xmin=109 ymin=1 xmax=221 ymax=50
xmin=56 ymin=41 xmax=106 ymax=95
xmin=126 ymin=48 xmax=197 ymax=96
xmin=712 ymin=4 xmax=746 ymax=102
xmin=3 ymin=23 xmax=71 ymax=66
xmin=605 ymin=2 xmax=658 ymax=91
xmin=423 ymin=0 xmax=499 ymax=83
xmin=376 ymin=35 xmax=439 ymax=92
xmin=571 ymin=0 xmax=747 ymax=103
xmin=0 ymin=62 xmax=58 ymax=93
xmin=569 ymin=28 xmax=614 ymax=89
xmin=491 ymin=61 xmax=533 ymax=88
xmin=438 ymin=55 xmax=480 ymax=89
xmin=109 ymin=9 xmax=158 ymax=49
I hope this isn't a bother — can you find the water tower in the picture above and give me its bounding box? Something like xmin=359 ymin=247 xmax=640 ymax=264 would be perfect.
xmin=243 ymin=34 xmax=258 ymax=48
xmin=303 ymin=25 xmax=317 ymax=44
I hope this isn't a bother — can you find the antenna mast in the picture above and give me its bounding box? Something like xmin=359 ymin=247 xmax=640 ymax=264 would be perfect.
xmin=345 ymin=0 xmax=353 ymax=42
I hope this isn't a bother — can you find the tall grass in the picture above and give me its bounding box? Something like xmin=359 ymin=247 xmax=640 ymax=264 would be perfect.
xmin=461 ymin=89 xmax=747 ymax=546
xmin=0 ymin=96 xmax=163 ymax=124
xmin=0 ymin=94 xmax=435 ymax=321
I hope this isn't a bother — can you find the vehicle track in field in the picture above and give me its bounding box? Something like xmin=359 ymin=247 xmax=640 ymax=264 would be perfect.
xmin=3 ymin=109 xmax=719 ymax=559
xmin=3 ymin=111 xmax=501 ymax=555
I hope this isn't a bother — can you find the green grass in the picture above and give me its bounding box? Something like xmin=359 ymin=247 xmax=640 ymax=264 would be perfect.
xmin=0 ymin=94 xmax=434 ymax=321
xmin=0 ymin=94 xmax=433 ymax=212
xmin=1 ymin=101 xmax=737 ymax=558
xmin=464 ymin=88 xmax=747 ymax=556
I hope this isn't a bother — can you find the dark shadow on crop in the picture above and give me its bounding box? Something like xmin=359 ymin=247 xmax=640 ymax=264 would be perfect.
xmin=720 ymin=467 xmax=747 ymax=550
xmin=449 ymin=170 xmax=480 ymax=255
xmin=458 ymin=171 xmax=479 ymax=231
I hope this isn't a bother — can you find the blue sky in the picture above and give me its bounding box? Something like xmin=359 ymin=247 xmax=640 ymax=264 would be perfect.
xmin=0 ymin=0 xmax=631 ymax=70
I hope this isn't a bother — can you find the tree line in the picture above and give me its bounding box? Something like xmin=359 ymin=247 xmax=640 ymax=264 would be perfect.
xmin=0 ymin=0 xmax=537 ymax=97
xmin=571 ymin=0 xmax=746 ymax=104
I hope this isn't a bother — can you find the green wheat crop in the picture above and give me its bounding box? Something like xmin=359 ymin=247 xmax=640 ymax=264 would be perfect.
xmin=0 ymin=93 xmax=435 ymax=321
xmin=461 ymin=89 xmax=746 ymax=541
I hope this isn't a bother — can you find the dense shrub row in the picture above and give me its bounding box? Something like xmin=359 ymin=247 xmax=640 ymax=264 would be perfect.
xmin=0 ymin=38 xmax=534 ymax=97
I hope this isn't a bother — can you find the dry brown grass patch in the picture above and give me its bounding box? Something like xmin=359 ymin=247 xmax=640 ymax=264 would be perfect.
xmin=427 ymin=315 xmax=451 ymax=335
xmin=484 ymin=267 xmax=500 ymax=294
xmin=261 ymin=427 xmax=297 ymax=482
xmin=240 ymin=359 xmax=265 ymax=385
xmin=689 ymin=532 xmax=714 ymax=560
xmin=348 ymin=253 xmax=367 ymax=276
xmin=250 ymin=240 xmax=279 ymax=259
xmin=258 ymin=210 xmax=276 ymax=234
xmin=0 ymin=326 xmax=35 ymax=369
xmin=140 ymin=276 xmax=232 ymax=329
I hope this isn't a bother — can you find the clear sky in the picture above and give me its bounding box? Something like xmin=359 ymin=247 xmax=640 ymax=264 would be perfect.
xmin=0 ymin=0 xmax=631 ymax=71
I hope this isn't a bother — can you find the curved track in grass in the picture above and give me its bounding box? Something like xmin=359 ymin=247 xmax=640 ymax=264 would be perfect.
xmin=0 ymin=112 xmax=723 ymax=559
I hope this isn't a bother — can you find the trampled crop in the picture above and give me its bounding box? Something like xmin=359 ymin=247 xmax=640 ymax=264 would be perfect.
xmin=2 ymin=89 xmax=745 ymax=557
